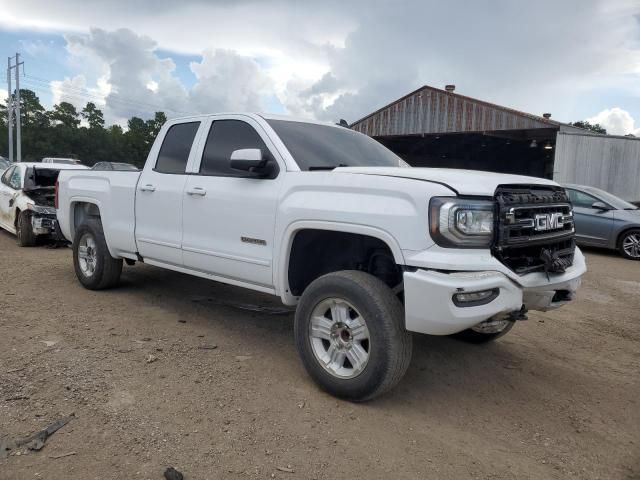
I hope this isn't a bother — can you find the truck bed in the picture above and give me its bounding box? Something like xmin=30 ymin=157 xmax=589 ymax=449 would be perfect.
xmin=56 ymin=170 xmax=141 ymax=258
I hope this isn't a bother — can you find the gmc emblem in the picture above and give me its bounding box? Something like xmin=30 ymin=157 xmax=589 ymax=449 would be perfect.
xmin=534 ymin=212 xmax=564 ymax=231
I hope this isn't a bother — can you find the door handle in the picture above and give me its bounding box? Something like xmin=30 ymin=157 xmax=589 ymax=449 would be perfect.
xmin=186 ymin=187 xmax=207 ymax=196
xmin=140 ymin=184 xmax=156 ymax=192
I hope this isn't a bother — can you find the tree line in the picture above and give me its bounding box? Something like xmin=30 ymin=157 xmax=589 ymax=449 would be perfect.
xmin=0 ymin=89 xmax=614 ymax=168
xmin=0 ymin=89 xmax=167 ymax=167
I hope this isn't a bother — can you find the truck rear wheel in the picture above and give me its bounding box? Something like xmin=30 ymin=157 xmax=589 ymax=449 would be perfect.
xmin=16 ymin=211 xmax=37 ymax=247
xmin=72 ymin=219 xmax=123 ymax=290
xmin=451 ymin=318 xmax=515 ymax=344
xmin=294 ymin=270 xmax=412 ymax=401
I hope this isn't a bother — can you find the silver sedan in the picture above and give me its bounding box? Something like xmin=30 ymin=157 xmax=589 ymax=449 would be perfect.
xmin=564 ymin=184 xmax=640 ymax=260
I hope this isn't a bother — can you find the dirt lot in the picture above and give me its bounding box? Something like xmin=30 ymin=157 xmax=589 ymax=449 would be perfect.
xmin=0 ymin=230 xmax=638 ymax=480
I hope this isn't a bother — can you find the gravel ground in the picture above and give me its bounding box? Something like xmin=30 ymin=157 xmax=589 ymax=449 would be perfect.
xmin=0 ymin=229 xmax=638 ymax=480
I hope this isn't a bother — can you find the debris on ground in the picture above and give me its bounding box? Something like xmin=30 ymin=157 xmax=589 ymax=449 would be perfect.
xmin=146 ymin=354 xmax=158 ymax=364
xmin=5 ymin=395 xmax=30 ymax=401
xmin=49 ymin=451 xmax=77 ymax=459
xmin=198 ymin=345 xmax=218 ymax=350
xmin=0 ymin=414 xmax=76 ymax=457
xmin=276 ymin=465 xmax=295 ymax=473
xmin=6 ymin=367 xmax=27 ymax=374
xmin=235 ymin=355 xmax=252 ymax=361
xmin=164 ymin=466 xmax=184 ymax=480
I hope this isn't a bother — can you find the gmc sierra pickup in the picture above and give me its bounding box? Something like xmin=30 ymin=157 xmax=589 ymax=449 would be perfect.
xmin=56 ymin=113 xmax=586 ymax=401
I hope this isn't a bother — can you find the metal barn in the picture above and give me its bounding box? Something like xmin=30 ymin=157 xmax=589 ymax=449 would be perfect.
xmin=351 ymin=85 xmax=640 ymax=202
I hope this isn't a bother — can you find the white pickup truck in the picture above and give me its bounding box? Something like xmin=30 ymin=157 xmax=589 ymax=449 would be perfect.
xmin=56 ymin=113 xmax=586 ymax=400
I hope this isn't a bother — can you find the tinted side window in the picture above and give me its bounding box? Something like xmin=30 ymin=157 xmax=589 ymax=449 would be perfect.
xmin=567 ymin=189 xmax=599 ymax=209
xmin=200 ymin=120 xmax=271 ymax=177
xmin=154 ymin=122 xmax=200 ymax=174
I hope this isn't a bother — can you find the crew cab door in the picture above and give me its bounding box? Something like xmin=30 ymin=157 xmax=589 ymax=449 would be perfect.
xmin=135 ymin=120 xmax=202 ymax=265
xmin=566 ymin=188 xmax=614 ymax=246
xmin=181 ymin=116 xmax=283 ymax=289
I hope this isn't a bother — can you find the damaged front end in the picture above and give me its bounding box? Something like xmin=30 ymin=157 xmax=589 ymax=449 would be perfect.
xmin=21 ymin=167 xmax=66 ymax=241
xmin=26 ymin=202 xmax=58 ymax=236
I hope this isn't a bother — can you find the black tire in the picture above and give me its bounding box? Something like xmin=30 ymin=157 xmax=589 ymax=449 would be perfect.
xmin=72 ymin=219 xmax=123 ymax=290
xmin=451 ymin=320 xmax=515 ymax=344
xmin=16 ymin=211 xmax=37 ymax=247
xmin=294 ymin=270 xmax=412 ymax=402
xmin=618 ymin=229 xmax=640 ymax=260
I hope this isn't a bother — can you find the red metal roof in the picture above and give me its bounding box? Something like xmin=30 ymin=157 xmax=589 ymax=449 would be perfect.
xmin=350 ymin=85 xmax=564 ymax=137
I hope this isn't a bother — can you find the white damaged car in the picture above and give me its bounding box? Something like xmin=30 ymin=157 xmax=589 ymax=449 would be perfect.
xmin=0 ymin=162 xmax=88 ymax=246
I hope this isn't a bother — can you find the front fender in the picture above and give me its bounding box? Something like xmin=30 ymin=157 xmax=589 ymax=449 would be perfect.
xmin=275 ymin=220 xmax=406 ymax=305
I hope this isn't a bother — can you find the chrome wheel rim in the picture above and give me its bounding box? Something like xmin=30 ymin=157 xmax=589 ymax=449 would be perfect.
xmin=309 ymin=298 xmax=370 ymax=379
xmin=622 ymin=233 xmax=640 ymax=258
xmin=471 ymin=318 xmax=511 ymax=334
xmin=78 ymin=233 xmax=98 ymax=277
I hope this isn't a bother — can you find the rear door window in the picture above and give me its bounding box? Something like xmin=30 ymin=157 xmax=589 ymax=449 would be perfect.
xmin=154 ymin=122 xmax=200 ymax=174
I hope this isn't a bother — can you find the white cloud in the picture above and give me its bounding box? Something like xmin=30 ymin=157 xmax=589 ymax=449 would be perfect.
xmin=58 ymin=28 xmax=277 ymax=124
xmin=0 ymin=88 xmax=7 ymax=102
xmin=587 ymin=108 xmax=640 ymax=136
xmin=2 ymin=0 xmax=635 ymax=125
xmin=50 ymin=74 xmax=105 ymax=109
xmin=189 ymin=49 xmax=272 ymax=113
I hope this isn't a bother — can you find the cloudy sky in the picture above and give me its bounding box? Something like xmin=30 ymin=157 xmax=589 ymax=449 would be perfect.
xmin=1 ymin=0 xmax=639 ymax=135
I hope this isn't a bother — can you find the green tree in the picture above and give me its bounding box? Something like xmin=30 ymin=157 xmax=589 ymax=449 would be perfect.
xmin=19 ymin=89 xmax=49 ymax=128
xmin=0 ymin=88 xmax=171 ymax=164
xmin=146 ymin=111 xmax=167 ymax=138
xmin=82 ymin=102 xmax=105 ymax=129
xmin=124 ymin=117 xmax=152 ymax=167
xmin=50 ymin=102 xmax=81 ymax=128
xmin=569 ymin=120 xmax=607 ymax=134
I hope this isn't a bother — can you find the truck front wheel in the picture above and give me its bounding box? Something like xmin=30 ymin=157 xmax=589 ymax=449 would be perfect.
xmin=72 ymin=220 xmax=123 ymax=290
xmin=294 ymin=270 xmax=412 ymax=401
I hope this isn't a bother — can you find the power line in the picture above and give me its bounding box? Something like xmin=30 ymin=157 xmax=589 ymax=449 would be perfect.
xmin=22 ymin=74 xmax=194 ymax=116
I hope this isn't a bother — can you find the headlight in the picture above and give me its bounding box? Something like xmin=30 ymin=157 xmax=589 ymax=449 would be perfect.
xmin=429 ymin=197 xmax=494 ymax=247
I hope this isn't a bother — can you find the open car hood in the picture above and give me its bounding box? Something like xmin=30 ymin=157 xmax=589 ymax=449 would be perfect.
xmin=334 ymin=167 xmax=559 ymax=197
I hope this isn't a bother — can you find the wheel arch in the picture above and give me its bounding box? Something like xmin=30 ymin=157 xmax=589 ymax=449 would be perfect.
xmin=277 ymin=221 xmax=405 ymax=305
xmin=69 ymin=200 xmax=103 ymax=240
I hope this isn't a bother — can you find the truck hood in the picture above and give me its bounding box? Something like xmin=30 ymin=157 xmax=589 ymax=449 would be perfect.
xmin=335 ymin=167 xmax=559 ymax=196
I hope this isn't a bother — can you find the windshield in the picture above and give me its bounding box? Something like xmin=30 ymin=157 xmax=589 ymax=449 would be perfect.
xmin=266 ymin=119 xmax=406 ymax=171
xmin=585 ymin=186 xmax=638 ymax=210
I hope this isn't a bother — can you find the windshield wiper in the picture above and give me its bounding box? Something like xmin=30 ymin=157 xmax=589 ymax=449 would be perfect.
xmin=308 ymin=164 xmax=349 ymax=171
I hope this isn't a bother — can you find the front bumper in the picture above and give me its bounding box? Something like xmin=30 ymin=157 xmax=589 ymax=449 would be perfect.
xmin=403 ymin=248 xmax=586 ymax=335
xmin=31 ymin=214 xmax=66 ymax=241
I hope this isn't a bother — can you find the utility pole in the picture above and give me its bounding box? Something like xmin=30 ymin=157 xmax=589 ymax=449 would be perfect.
xmin=15 ymin=53 xmax=21 ymax=162
xmin=6 ymin=53 xmax=23 ymax=162
xmin=6 ymin=57 xmax=13 ymax=162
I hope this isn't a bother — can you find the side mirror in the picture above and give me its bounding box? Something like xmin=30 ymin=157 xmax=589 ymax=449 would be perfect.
xmin=230 ymin=149 xmax=277 ymax=178
xmin=591 ymin=201 xmax=610 ymax=211
xmin=229 ymin=149 xmax=270 ymax=177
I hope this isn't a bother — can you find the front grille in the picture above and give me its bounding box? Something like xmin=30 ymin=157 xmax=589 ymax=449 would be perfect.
xmin=493 ymin=184 xmax=576 ymax=274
